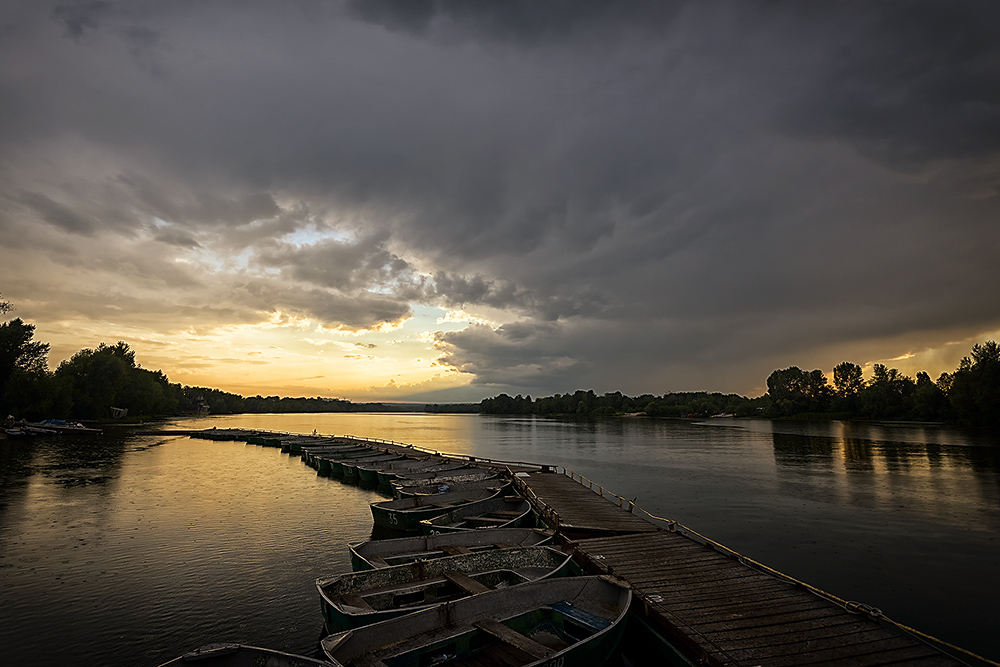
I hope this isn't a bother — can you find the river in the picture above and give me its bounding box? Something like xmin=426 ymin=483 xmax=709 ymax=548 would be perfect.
xmin=1 ymin=414 xmax=997 ymax=665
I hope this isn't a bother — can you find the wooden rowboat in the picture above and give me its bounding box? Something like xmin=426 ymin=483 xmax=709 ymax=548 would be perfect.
xmin=320 ymin=575 xmax=631 ymax=667
xmin=341 ymin=454 xmax=403 ymax=482
xmin=316 ymin=546 xmax=577 ymax=633
xmin=322 ymin=452 xmax=397 ymax=479
xmin=369 ymin=487 xmax=503 ymax=533
xmin=348 ymin=527 xmax=556 ymax=571
xmin=301 ymin=443 xmax=371 ymax=466
xmin=352 ymin=455 xmax=442 ymax=485
xmin=156 ymin=643 xmax=334 ymax=666
xmin=390 ymin=470 xmax=498 ymax=497
xmin=389 ymin=463 xmax=472 ymax=483
xmin=420 ymin=495 xmax=534 ymax=534
xmin=393 ymin=477 xmax=506 ymax=499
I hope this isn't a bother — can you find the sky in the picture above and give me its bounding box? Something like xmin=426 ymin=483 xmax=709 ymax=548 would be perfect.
xmin=2 ymin=1 xmax=999 ymax=403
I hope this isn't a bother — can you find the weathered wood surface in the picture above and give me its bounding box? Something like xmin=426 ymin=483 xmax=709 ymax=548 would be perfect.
xmin=571 ymin=531 xmax=966 ymax=667
xmin=518 ymin=471 xmax=658 ymax=536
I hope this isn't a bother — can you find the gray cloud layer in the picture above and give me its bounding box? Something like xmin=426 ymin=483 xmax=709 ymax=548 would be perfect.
xmin=2 ymin=0 xmax=999 ymax=396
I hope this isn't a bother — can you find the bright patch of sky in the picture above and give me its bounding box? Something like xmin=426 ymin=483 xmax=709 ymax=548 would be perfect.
xmin=282 ymin=225 xmax=355 ymax=247
xmin=437 ymin=309 xmax=498 ymax=328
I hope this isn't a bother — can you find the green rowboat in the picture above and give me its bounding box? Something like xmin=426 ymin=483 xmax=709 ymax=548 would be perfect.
xmin=316 ymin=546 xmax=577 ymax=633
xmin=320 ymin=575 xmax=631 ymax=667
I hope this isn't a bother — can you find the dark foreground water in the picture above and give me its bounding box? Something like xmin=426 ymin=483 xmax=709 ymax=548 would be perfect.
xmin=1 ymin=414 xmax=998 ymax=665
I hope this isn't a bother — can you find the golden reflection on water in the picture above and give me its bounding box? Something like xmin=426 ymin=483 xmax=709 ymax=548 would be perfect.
xmin=768 ymin=422 xmax=1000 ymax=534
xmin=171 ymin=413 xmax=1000 ymax=536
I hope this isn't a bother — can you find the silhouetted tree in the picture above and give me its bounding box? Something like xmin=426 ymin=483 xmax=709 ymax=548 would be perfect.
xmin=950 ymin=341 xmax=1000 ymax=426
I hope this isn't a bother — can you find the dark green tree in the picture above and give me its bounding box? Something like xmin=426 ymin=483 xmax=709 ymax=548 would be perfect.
xmin=766 ymin=366 xmax=832 ymax=416
xmin=949 ymin=341 xmax=1000 ymax=426
xmin=0 ymin=317 xmax=52 ymax=416
xmin=833 ymin=362 xmax=864 ymax=397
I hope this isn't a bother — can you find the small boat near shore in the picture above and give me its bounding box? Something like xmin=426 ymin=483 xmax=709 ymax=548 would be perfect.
xmin=370 ymin=487 xmax=505 ymax=533
xmin=316 ymin=545 xmax=577 ymax=633
xmin=156 ymin=643 xmax=334 ymax=666
xmin=24 ymin=419 xmax=102 ymax=435
xmin=320 ymin=575 xmax=631 ymax=667
xmin=349 ymin=527 xmax=556 ymax=571
xmin=421 ymin=495 xmax=534 ymax=534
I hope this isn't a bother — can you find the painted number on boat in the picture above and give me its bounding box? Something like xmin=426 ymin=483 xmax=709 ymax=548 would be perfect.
xmin=542 ymin=658 xmax=565 ymax=667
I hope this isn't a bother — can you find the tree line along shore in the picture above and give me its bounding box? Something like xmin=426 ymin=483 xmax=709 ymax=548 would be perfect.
xmin=2 ymin=295 xmax=997 ymax=427
xmin=474 ymin=343 xmax=999 ymax=428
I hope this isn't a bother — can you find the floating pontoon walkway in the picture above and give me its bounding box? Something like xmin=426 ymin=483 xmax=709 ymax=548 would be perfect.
xmin=516 ymin=470 xmax=971 ymax=667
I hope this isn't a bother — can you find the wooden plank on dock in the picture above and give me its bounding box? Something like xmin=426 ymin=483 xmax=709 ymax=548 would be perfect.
xmin=571 ymin=532 xmax=966 ymax=667
xmin=518 ymin=471 xmax=658 ymax=536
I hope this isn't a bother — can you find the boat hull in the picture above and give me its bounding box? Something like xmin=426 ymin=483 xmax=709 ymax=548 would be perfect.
xmin=421 ymin=496 xmax=534 ymax=534
xmin=316 ymin=546 xmax=577 ymax=633
xmin=349 ymin=527 xmax=556 ymax=571
xmin=369 ymin=488 xmax=502 ymax=533
xmin=157 ymin=643 xmax=333 ymax=666
xmin=321 ymin=575 xmax=631 ymax=667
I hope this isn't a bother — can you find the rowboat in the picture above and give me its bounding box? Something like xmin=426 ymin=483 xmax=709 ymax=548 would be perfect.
xmin=390 ymin=463 xmax=472 ymax=483
xmin=391 ymin=470 xmax=499 ymax=497
xmin=321 ymin=451 xmax=395 ymax=479
xmin=156 ymin=643 xmax=334 ymax=666
xmin=363 ymin=458 xmax=451 ymax=485
xmin=370 ymin=488 xmax=504 ymax=533
xmin=420 ymin=495 xmax=534 ymax=534
xmin=278 ymin=437 xmax=333 ymax=454
xmin=310 ymin=447 xmax=375 ymax=474
xmin=245 ymin=435 xmax=283 ymax=447
xmin=393 ymin=477 xmax=506 ymax=499
xmin=349 ymin=527 xmax=556 ymax=571
xmin=298 ymin=441 xmax=361 ymax=458
xmin=316 ymin=546 xmax=577 ymax=633
xmin=320 ymin=575 xmax=631 ymax=667
xmin=341 ymin=454 xmax=404 ymax=482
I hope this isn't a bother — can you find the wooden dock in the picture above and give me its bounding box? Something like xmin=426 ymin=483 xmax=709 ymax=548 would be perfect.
xmin=516 ymin=470 xmax=970 ymax=667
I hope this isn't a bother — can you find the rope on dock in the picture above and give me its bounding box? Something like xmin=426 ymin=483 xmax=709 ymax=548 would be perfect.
xmin=557 ymin=466 xmax=1000 ymax=667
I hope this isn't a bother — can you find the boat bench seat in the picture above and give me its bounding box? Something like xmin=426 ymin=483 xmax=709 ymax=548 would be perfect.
xmin=473 ymin=619 xmax=554 ymax=660
xmin=443 ymin=571 xmax=492 ymax=595
xmin=339 ymin=593 xmax=375 ymax=610
xmin=439 ymin=545 xmax=473 ymax=556
xmin=549 ymin=601 xmax=611 ymax=632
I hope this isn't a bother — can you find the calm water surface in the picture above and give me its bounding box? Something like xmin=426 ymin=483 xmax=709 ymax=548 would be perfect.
xmin=1 ymin=414 xmax=998 ymax=665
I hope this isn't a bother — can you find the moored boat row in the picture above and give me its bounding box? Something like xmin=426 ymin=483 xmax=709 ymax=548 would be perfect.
xmin=159 ymin=427 xmax=638 ymax=667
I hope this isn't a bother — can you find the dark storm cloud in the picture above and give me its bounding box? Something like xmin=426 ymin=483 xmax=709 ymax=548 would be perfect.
xmin=15 ymin=190 xmax=99 ymax=235
xmin=778 ymin=1 xmax=1000 ymax=172
xmin=347 ymin=0 xmax=682 ymax=44
xmin=51 ymin=0 xmax=112 ymax=39
xmin=256 ymin=235 xmax=414 ymax=293
xmin=153 ymin=229 xmax=200 ymax=248
xmin=3 ymin=0 xmax=1000 ymax=396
